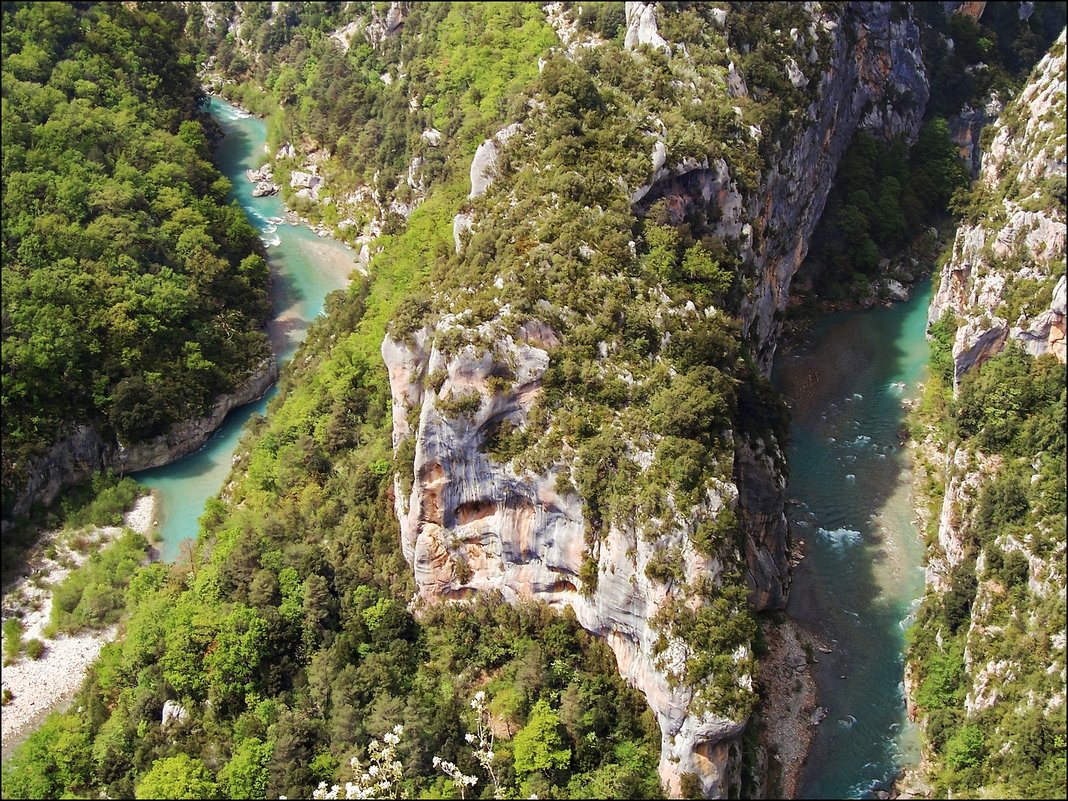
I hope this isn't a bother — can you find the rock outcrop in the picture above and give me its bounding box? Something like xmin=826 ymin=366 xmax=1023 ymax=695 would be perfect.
xmin=382 ymin=5 xmax=936 ymax=797
xmin=624 ymin=1 xmax=669 ymax=53
xmin=948 ymin=95 xmax=1005 ymax=177
xmin=6 ymin=358 xmax=277 ymax=521
xmin=633 ymin=3 xmax=929 ymax=372
xmin=384 ymin=323 xmax=750 ymax=798
xmin=468 ymin=123 xmax=522 ymax=199
xmin=929 ymin=30 xmax=1067 ymax=383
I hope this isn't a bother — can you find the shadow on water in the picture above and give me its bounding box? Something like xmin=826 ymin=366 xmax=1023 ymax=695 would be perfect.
xmin=772 ymin=282 xmax=932 ymax=799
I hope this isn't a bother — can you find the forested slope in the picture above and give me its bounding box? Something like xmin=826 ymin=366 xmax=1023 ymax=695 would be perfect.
xmin=1 ymin=2 xmax=272 ymax=517
xmin=906 ymin=29 xmax=1066 ymax=798
xmin=2 ymin=3 xmax=1064 ymax=800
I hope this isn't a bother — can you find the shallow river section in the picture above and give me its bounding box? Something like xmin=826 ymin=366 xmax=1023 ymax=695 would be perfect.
xmin=134 ymin=97 xmax=354 ymax=561
xmin=774 ymin=281 xmax=933 ymax=799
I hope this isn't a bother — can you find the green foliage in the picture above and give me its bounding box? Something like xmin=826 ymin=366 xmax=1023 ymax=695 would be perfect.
xmin=913 ymin=637 xmax=965 ymax=711
xmin=3 ymin=617 xmax=24 ymax=665
xmin=135 ymin=754 xmax=219 ymax=800
xmin=955 ymin=347 xmax=1065 ymax=456
xmin=63 ymin=472 xmax=144 ymax=529
xmin=944 ymin=724 xmax=984 ymax=771
xmin=25 ymin=638 xmax=45 ymax=660
xmin=802 ymin=123 xmax=966 ymax=298
xmin=2 ymin=2 xmax=272 ymax=515
xmin=50 ymin=530 xmax=150 ymax=633
xmin=0 ymin=713 xmax=92 ymax=799
xmin=512 ymin=699 xmax=572 ymax=775
xmin=435 ymin=388 xmax=484 ymax=419
xmin=219 ymin=737 xmax=273 ymax=799
xmin=205 ymin=604 xmax=269 ymax=709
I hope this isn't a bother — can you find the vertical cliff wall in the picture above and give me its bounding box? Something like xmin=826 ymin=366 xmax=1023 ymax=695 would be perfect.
xmin=928 ymin=30 xmax=1066 ymax=382
xmin=382 ymin=5 xmax=932 ymax=796
xmin=909 ymin=29 xmax=1066 ymax=798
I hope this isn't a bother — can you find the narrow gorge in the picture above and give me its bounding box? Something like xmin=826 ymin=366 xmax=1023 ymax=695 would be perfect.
xmin=2 ymin=3 xmax=1064 ymax=800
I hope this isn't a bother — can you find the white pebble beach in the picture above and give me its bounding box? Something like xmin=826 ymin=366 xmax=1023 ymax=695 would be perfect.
xmin=1 ymin=492 xmax=157 ymax=753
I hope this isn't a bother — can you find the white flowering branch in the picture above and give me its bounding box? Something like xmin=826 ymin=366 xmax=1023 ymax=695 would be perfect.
xmin=312 ymin=725 xmax=406 ymax=800
xmin=306 ymin=693 xmax=506 ymax=801
xmin=468 ymin=690 xmax=503 ymax=797
xmin=432 ymin=755 xmax=478 ymax=799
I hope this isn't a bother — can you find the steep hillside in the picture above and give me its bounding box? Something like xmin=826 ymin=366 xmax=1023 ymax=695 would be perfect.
xmin=173 ymin=1 xmax=935 ymax=796
xmin=907 ymin=29 xmax=1066 ymax=798
xmin=1 ymin=2 xmax=275 ymax=520
xmin=5 ymin=4 xmax=1064 ymax=801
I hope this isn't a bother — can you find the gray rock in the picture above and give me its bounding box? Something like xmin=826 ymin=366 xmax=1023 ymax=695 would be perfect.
xmin=468 ymin=123 xmax=521 ymax=198
xmin=6 ymin=358 xmax=277 ymax=521
xmin=623 ymin=1 xmax=669 ymax=52
xmin=161 ymin=700 xmax=187 ymax=727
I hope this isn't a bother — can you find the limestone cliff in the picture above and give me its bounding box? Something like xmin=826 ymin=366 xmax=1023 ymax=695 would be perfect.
xmin=6 ymin=357 xmax=277 ymax=521
xmin=651 ymin=1 xmax=930 ymax=373
xmin=907 ymin=30 xmax=1067 ymax=797
xmin=384 ymin=320 xmax=751 ymax=798
xmin=381 ymin=6 xmax=934 ymax=796
xmin=928 ymin=30 xmax=1067 ymax=383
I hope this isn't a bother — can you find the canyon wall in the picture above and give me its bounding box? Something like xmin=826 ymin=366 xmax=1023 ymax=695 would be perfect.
xmin=909 ymin=29 xmax=1066 ymax=796
xmin=928 ymin=30 xmax=1066 ymax=382
xmin=6 ymin=357 xmax=277 ymax=522
xmin=383 ymin=5 xmax=930 ymax=795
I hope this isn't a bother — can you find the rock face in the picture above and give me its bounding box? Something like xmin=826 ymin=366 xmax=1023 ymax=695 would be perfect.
xmin=948 ymin=95 xmax=1005 ymax=177
xmin=929 ymin=30 xmax=1067 ymax=383
xmin=468 ymin=123 xmax=522 ymax=198
xmin=624 ymin=2 xmax=669 ymax=52
xmin=634 ymin=3 xmax=929 ymax=373
xmin=384 ymin=324 xmax=749 ymax=798
xmin=161 ymin=700 xmax=188 ymax=728
xmin=6 ymin=358 xmax=277 ymax=521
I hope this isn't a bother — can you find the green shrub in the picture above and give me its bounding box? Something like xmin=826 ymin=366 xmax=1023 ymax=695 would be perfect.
xmin=3 ymin=617 xmax=24 ymax=665
xmin=64 ymin=473 xmax=144 ymax=529
xmin=50 ymin=531 xmax=150 ymax=633
xmin=26 ymin=638 xmax=45 ymax=660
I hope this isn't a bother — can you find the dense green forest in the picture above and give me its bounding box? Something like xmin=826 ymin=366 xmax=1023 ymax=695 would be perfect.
xmin=1 ymin=2 xmax=272 ymax=512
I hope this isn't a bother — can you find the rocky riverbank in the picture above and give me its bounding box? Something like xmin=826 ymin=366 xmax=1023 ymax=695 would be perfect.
xmin=756 ymin=614 xmax=824 ymax=798
xmin=0 ymin=493 xmax=157 ymax=754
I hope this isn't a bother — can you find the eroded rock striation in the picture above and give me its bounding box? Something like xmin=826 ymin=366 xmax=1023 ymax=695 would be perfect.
xmin=384 ymin=322 xmax=752 ymax=797
xmin=929 ymin=29 xmax=1067 ymax=383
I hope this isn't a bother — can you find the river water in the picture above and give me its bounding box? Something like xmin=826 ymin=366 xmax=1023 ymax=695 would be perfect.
xmin=133 ymin=97 xmax=354 ymax=561
xmin=774 ymin=281 xmax=932 ymax=799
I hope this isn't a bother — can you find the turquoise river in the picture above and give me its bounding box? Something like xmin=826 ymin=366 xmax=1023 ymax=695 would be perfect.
xmin=774 ymin=281 xmax=933 ymax=799
xmin=133 ymin=97 xmax=354 ymax=561
xmin=136 ymin=96 xmax=933 ymax=799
